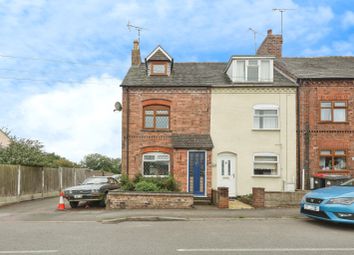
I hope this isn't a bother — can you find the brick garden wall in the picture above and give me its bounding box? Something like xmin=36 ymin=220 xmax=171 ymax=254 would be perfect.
xmin=298 ymin=79 xmax=354 ymax=189
xmin=107 ymin=191 xmax=194 ymax=209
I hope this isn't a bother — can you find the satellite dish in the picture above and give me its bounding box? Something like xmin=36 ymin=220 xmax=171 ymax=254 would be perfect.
xmin=114 ymin=101 xmax=122 ymax=112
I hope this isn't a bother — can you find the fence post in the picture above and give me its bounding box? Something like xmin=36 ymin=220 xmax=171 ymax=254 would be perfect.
xmin=41 ymin=168 xmax=44 ymax=198
xmin=74 ymin=168 xmax=77 ymax=186
xmin=59 ymin=167 xmax=63 ymax=191
xmin=17 ymin=165 xmax=21 ymax=197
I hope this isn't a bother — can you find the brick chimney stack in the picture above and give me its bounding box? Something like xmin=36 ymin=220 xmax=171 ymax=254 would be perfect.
xmin=131 ymin=39 xmax=141 ymax=66
xmin=256 ymin=29 xmax=283 ymax=59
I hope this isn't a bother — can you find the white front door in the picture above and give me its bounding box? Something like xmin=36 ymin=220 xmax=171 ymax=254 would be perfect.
xmin=217 ymin=153 xmax=236 ymax=197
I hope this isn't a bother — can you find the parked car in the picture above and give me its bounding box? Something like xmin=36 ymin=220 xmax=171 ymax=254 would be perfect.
xmin=300 ymin=178 xmax=354 ymax=224
xmin=111 ymin=174 xmax=121 ymax=182
xmin=63 ymin=176 xmax=119 ymax=208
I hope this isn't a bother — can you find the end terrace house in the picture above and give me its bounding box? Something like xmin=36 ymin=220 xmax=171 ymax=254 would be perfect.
xmin=121 ymin=38 xmax=298 ymax=198
xmin=121 ymin=40 xmax=214 ymax=197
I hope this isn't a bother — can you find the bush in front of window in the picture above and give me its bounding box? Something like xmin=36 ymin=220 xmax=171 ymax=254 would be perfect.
xmin=135 ymin=181 xmax=160 ymax=192
xmin=119 ymin=174 xmax=180 ymax=192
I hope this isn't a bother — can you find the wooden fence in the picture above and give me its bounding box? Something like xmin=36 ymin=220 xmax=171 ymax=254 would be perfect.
xmin=0 ymin=164 xmax=108 ymax=206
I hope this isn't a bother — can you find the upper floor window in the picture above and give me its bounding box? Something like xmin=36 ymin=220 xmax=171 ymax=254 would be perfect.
xmin=143 ymin=152 xmax=170 ymax=176
xmin=320 ymin=150 xmax=346 ymax=170
xmin=228 ymin=58 xmax=273 ymax=83
xmin=253 ymin=153 xmax=279 ymax=176
xmin=143 ymin=105 xmax=170 ymax=130
xmin=253 ymin=105 xmax=279 ymax=130
xmin=320 ymin=101 xmax=347 ymax=122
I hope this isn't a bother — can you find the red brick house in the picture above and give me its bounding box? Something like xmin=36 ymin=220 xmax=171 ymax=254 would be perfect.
xmin=121 ymin=40 xmax=215 ymax=197
xmin=284 ymin=58 xmax=354 ymax=189
xmin=258 ymin=30 xmax=354 ymax=189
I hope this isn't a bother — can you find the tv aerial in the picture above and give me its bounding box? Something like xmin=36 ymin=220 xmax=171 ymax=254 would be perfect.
xmin=272 ymin=8 xmax=296 ymax=35
xmin=127 ymin=21 xmax=147 ymax=42
xmin=248 ymin=28 xmax=264 ymax=54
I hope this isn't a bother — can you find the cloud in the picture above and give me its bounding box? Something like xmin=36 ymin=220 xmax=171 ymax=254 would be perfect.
xmin=13 ymin=75 xmax=122 ymax=162
xmin=342 ymin=11 xmax=354 ymax=29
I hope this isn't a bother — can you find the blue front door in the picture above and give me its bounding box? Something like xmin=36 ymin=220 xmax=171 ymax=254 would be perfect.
xmin=188 ymin=151 xmax=206 ymax=196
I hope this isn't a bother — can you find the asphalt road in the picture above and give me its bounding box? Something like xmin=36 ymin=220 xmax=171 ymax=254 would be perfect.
xmin=0 ymin=198 xmax=353 ymax=255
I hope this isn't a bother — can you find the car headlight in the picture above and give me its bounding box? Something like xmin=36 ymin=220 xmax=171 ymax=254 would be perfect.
xmin=326 ymin=197 xmax=354 ymax=205
xmin=91 ymin=189 xmax=100 ymax=193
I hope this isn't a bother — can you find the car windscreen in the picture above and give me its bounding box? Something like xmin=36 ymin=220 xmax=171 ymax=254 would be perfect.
xmin=340 ymin=178 xmax=354 ymax=186
xmin=82 ymin=178 xmax=108 ymax=185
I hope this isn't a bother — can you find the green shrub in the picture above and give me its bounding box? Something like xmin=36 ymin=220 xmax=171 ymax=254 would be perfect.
xmin=119 ymin=174 xmax=135 ymax=191
xmin=120 ymin=174 xmax=180 ymax=192
xmin=135 ymin=181 xmax=159 ymax=192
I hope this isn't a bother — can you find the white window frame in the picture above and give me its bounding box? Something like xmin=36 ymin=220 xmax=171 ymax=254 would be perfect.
xmin=142 ymin=152 xmax=170 ymax=177
xmin=252 ymin=153 xmax=280 ymax=177
xmin=253 ymin=104 xmax=279 ymax=130
xmin=233 ymin=58 xmax=273 ymax=83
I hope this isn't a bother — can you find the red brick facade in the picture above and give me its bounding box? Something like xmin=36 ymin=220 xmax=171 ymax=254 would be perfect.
xmin=298 ymin=79 xmax=354 ymax=188
xmin=121 ymin=87 xmax=212 ymax=197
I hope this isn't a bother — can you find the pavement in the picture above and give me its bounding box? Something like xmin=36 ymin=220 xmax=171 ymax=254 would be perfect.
xmin=0 ymin=197 xmax=303 ymax=222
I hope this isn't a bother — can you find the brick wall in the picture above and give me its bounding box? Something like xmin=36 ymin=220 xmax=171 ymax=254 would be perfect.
xmin=107 ymin=191 xmax=194 ymax=209
xmin=121 ymin=87 xmax=212 ymax=195
xmin=298 ymin=79 xmax=354 ymax=188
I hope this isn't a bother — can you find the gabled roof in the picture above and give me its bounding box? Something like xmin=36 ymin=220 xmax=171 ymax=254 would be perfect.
xmin=121 ymin=62 xmax=296 ymax=87
xmin=278 ymin=57 xmax=354 ymax=79
xmin=145 ymin=45 xmax=173 ymax=62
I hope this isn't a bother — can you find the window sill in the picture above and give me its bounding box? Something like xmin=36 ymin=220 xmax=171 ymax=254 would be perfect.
xmin=318 ymin=122 xmax=349 ymax=124
xmin=252 ymin=128 xmax=280 ymax=131
xmin=141 ymin=129 xmax=172 ymax=133
xmin=252 ymin=175 xmax=280 ymax=178
xmin=142 ymin=175 xmax=169 ymax=178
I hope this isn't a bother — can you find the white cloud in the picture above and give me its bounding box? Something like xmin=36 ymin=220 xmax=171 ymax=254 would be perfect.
xmin=15 ymin=75 xmax=122 ymax=162
xmin=342 ymin=11 xmax=354 ymax=29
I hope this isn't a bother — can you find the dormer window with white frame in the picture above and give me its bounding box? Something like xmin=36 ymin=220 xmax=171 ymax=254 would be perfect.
xmin=226 ymin=57 xmax=274 ymax=83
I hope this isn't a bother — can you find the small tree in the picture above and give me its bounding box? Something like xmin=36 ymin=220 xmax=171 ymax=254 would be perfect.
xmin=0 ymin=137 xmax=46 ymax=166
xmin=80 ymin=153 xmax=121 ymax=173
xmin=0 ymin=136 xmax=78 ymax=167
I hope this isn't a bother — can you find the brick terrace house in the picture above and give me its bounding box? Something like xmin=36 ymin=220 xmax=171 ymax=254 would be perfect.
xmin=258 ymin=30 xmax=354 ymax=189
xmin=283 ymin=57 xmax=354 ymax=189
xmin=121 ymin=40 xmax=215 ymax=197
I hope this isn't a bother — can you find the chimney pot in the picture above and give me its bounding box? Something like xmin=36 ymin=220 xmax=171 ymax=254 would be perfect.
xmin=133 ymin=39 xmax=139 ymax=50
xmin=131 ymin=40 xmax=141 ymax=66
xmin=267 ymin=29 xmax=272 ymax=35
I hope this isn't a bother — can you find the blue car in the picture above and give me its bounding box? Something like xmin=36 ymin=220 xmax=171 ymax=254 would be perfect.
xmin=301 ymin=178 xmax=354 ymax=224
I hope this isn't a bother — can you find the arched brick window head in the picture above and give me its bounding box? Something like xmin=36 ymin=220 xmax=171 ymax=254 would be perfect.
xmin=142 ymin=99 xmax=171 ymax=131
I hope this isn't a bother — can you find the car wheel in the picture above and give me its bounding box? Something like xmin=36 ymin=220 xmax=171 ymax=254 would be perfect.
xmin=69 ymin=201 xmax=79 ymax=208
xmin=99 ymin=193 xmax=108 ymax=207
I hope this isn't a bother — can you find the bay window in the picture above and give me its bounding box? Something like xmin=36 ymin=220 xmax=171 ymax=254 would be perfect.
xmin=143 ymin=152 xmax=170 ymax=176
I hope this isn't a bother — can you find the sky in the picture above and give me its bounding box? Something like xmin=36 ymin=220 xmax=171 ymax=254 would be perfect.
xmin=0 ymin=0 xmax=353 ymax=162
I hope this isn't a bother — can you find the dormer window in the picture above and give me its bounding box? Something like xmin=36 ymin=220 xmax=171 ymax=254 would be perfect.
xmin=145 ymin=45 xmax=173 ymax=77
xmin=226 ymin=57 xmax=274 ymax=83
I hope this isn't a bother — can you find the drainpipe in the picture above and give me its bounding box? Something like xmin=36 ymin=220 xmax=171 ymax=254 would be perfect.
xmin=126 ymin=87 xmax=130 ymax=177
xmin=296 ymin=83 xmax=301 ymax=190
